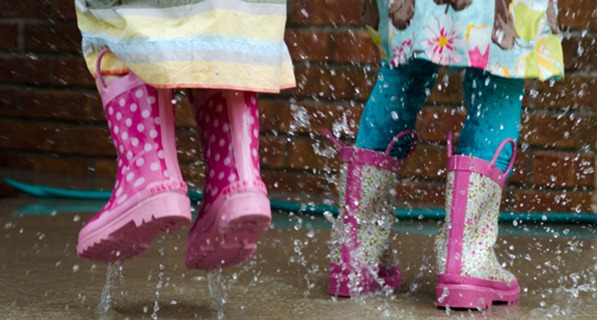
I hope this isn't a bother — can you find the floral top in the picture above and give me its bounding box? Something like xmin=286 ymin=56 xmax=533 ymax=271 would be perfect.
xmin=376 ymin=0 xmax=564 ymax=80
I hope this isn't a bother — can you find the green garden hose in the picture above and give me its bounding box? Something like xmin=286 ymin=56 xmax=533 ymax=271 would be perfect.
xmin=4 ymin=177 xmax=596 ymax=224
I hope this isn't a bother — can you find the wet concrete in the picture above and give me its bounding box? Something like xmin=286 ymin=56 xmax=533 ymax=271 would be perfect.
xmin=0 ymin=197 xmax=595 ymax=319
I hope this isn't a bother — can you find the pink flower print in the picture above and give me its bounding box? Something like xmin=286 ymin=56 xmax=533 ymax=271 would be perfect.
xmin=421 ymin=15 xmax=464 ymax=65
xmin=390 ymin=36 xmax=414 ymax=67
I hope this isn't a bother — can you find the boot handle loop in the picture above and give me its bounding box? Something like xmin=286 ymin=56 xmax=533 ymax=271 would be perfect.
xmin=95 ymin=47 xmax=111 ymax=91
xmin=491 ymin=138 xmax=517 ymax=175
xmin=385 ymin=130 xmax=418 ymax=158
xmin=321 ymin=129 xmax=345 ymax=149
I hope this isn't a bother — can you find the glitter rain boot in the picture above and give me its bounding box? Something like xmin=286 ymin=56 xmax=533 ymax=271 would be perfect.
xmin=434 ymin=132 xmax=520 ymax=309
xmin=325 ymin=129 xmax=417 ymax=297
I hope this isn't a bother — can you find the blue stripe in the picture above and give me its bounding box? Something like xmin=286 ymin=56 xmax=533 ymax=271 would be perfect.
xmin=81 ymin=33 xmax=285 ymax=58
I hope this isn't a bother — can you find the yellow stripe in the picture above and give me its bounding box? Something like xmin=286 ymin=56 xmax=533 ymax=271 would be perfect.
xmin=84 ymin=54 xmax=295 ymax=92
xmin=77 ymin=9 xmax=286 ymax=41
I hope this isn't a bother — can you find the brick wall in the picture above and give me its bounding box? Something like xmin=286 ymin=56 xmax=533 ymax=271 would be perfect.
xmin=0 ymin=0 xmax=595 ymax=214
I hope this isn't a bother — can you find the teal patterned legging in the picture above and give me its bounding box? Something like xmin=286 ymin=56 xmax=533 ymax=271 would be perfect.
xmin=356 ymin=59 xmax=524 ymax=172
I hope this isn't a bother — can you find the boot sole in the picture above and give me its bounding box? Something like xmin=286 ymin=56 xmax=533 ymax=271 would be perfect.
xmin=77 ymin=191 xmax=192 ymax=262
xmin=185 ymin=192 xmax=271 ymax=270
xmin=435 ymin=283 xmax=520 ymax=309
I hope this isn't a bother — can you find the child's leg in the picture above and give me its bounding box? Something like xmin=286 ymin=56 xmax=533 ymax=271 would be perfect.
xmin=328 ymin=60 xmax=438 ymax=297
xmin=434 ymin=69 xmax=524 ymax=309
xmin=355 ymin=59 xmax=438 ymax=159
xmin=185 ymin=89 xmax=271 ymax=270
xmin=457 ymin=68 xmax=525 ymax=171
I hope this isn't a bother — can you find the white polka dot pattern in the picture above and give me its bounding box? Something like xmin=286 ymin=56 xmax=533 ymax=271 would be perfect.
xmin=192 ymin=90 xmax=264 ymax=221
xmin=88 ymin=84 xmax=176 ymax=224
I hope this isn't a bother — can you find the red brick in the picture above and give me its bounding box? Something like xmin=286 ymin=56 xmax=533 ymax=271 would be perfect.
xmin=325 ymin=65 xmax=377 ymax=100
xmin=397 ymin=180 xmax=445 ymax=209
xmin=527 ymin=76 xmax=595 ymax=110
xmin=288 ymin=136 xmax=337 ymax=170
xmin=301 ymin=102 xmax=363 ymax=136
xmin=285 ymin=29 xmax=332 ymax=62
xmin=558 ymin=0 xmax=597 ymax=30
xmin=288 ymin=0 xmax=366 ymax=26
xmin=180 ymin=163 xmax=205 ymax=186
xmin=0 ymin=0 xmax=53 ymax=19
xmin=87 ymin=94 xmax=105 ymax=121
xmin=419 ymin=107 xmax=465 ymax=142
xmin=260 ymin=99 xmax=364 ymax=136
xmin=175 ymin=129 xmax=201 ymax=162
xmin=561 ymin=35 xmax=596 ymax=72
xmin=508 ymin=150 xmax=529 ymax=186
xmin=0 ymin=121 xmax=54 ymax=152
xmin=90 ymin=159 xmax=117 ymax=180
xmin=260 ymin=99 xmax=293 ymax=132
xmin=0 ymin=56 xmax=52 ymax=85
xmin=261 ymin=136 xmax=288 ymax=169
xmin=262 ymin=169 xmax=333 ymax=196
xmin=427 ymin=69 xmax=464 ymax=105
xmin=0 ymin=154 xmax=89 ymax=177
xmin=333 ymin=30 xmax=379 ymax=64
xmin=520 ymin=114 xmax=596 ymax=150
xmin=56 ymin=0 xmax=77 ymax=21
xmin=400 ymin=145 xmax=447 ymax=180
xmin=285 ymin=65 xmax=325 ymax=99
xmin=53 ymin=57 xmax=95 ymax=88
xmin=21 ymin=89 xmax=98 ymax=122
xmin=512 ymin=189 xmax=594 ymax=213
xmin=0 ymin=89 xmax=23 ymax=116
xmin=25 ymin=22 xmax=81 ymax=53
xmin=51 ymin=125 xmax=114 ymax=156
xmin=174 ymin=97 xmax=197 ymax=127
xmin=0 ymin=23 xmax=19 ymax=51
xmin=530 ymin=151 xmax=595 ymax=188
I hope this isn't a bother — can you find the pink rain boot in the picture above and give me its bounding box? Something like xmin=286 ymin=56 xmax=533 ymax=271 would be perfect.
xmin=77 ymin=49 xmax=192 ymax=262
xmin=185 ymin=90 xmax=271 ymax=270
xmin=324 ymin=129 xmax=418 ymax=297
xmin=434 ymin=133 xmax=520 ymax=309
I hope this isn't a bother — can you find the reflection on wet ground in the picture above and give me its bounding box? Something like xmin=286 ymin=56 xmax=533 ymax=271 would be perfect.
xmin=1 ymin=197 xmax=595 ymax=319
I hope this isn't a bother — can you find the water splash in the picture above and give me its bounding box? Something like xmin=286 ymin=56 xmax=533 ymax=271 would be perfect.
xmin=289 ymin=104 xmax=311 ymax=133
xmin=208 ymin=268 xmax=228 ymax=319
xmin=327 ymin=210 xmax=393 ymax=300
xmin=151 ymin=263 xmax=166 ymax=320
xmin=96 ymin=261 xmax=124 ymax=314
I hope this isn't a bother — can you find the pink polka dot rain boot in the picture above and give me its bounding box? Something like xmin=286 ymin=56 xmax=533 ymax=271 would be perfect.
xmin=324 ymin=129 xmax=418 ymax=297
xmin=77 ymin=48 xmax=192 ymax=262
xmin=185 ymin=90 xmax=271 ymax=270
xmin=434 ymin=133 xmax=520 ymax=309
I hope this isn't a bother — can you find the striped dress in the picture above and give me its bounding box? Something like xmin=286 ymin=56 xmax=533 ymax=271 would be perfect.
xmin=76 ymin=0 xmax=295 ymax=93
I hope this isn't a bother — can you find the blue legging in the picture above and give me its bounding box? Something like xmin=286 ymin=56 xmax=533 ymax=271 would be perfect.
xmin=355 ymin=60 xmax=524 ymax=172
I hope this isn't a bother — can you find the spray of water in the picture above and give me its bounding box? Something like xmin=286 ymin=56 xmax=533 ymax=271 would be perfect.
xmin=96 ymin=261 xmax=124 ymax=314
xmin=208 ymin=268 xmax=228 ymax=319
